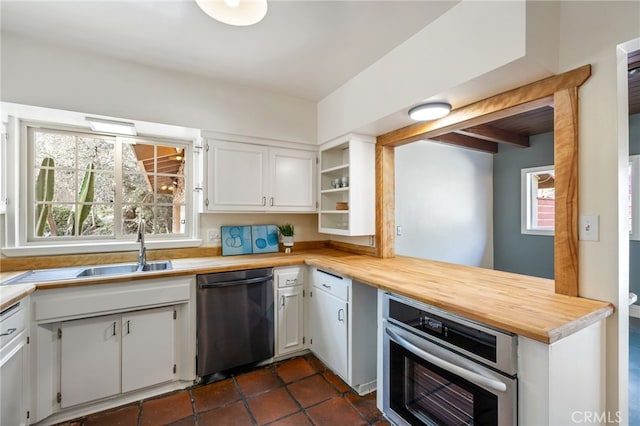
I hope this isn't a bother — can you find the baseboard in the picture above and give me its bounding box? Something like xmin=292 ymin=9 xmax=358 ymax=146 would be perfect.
xmin=630 ymin=304 xmax=640 ymax=319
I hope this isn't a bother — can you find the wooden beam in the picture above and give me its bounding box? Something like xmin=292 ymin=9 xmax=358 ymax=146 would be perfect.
xmin=375 ymin=144 xmax=395 ymax=258
xmin=378 ymin=64 xmax=591 ymax=147
xmin=456 ymin=124 xmax=530 ymax=147
xmin=431 ymin=133 xmax=498 ymax=153
xmin=553 ymin=87 xmax=579 ymax=297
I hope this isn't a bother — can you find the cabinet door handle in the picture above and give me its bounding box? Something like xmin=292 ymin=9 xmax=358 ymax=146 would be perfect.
xmin=338 ymin=308 xmax=345 ymax=322
xmin=281 ymin=295 xmax=285 ymax=307
xmin=0 ymin=327 xmax=16 ymax=337
xmin=322 ymin=283 xmax=331 ymax=289
xmin=285 ymin=278 xmax=297 ymax=285
xmin=262 ymin=196 xmax=266 ymax=206
xmin=126 ymin=320 xmax=131 ymax=335
xmin=270 ymin=197 xmax=274 ymax=206
xmin=112 ymin=322 xmax=117 ymax=336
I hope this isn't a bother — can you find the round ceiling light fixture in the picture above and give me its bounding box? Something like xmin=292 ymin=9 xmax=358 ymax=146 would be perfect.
xmin=408 ymin=102 xmax=452 ymax=121
xmin=195 ymin=0 xmax=268 ymax=26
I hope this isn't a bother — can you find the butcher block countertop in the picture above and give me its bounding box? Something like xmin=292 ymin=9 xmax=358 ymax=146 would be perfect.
xmin=0 ymin=248 xmax=613 ymax=344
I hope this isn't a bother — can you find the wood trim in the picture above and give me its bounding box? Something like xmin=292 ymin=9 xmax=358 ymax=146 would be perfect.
xmin=456 ymin=124 xmax=530 ymax=147
xmin=431 ymin=133 xmax=498 ymax=153
xmin=553 ymin=88 xmax=579 ymax=296
xmin=375 ymin=144 xmax=395 ymax=258
xmin=326 ymin=240 xmax=376 ymax=256
xmin=378 ymin=64 xmax=590 ymax=147
xmin=375 ymin=65 xmax=590 ymax=296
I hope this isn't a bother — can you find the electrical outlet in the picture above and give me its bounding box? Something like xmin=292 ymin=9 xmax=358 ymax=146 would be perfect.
xmin=207 ymin=229 xmax=220 ymax=243
xmin=579 ymin=215 xmax=599 ymax=241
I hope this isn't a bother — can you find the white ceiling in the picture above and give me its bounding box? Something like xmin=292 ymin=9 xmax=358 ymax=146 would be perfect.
xmin=1 ymin=0 xmax=458 ymax=101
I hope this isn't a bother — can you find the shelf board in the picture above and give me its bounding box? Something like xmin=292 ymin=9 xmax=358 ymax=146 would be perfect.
xmin=320 ymin=164 xmax=349 ymax=174
xmin=320 ymin=187 xmax=349 ymax=194
xmin=320 ymin=210 xmax=349 ymax=214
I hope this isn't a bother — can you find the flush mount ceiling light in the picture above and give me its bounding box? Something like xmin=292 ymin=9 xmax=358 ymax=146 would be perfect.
xmin=195 ymin=0 xmax=268 ymax=26
xmin=86 ymin=117 xmax=137 ymax=136
xmin=408 ymin=102 xmax=452 ymax=121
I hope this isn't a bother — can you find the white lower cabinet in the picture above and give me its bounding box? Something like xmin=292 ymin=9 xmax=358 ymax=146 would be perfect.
xmin=274 ymin=267 xmax=306 ymax=357
xmin=0 ymin=299 xmax=29 ymax=426
xmin=32 ymin=277 xmax=195 ymax=424
xmin=60 ymin=314 xmax=121 ymax=407
xmin=310 ymin=283 xmax=348 ymax=379
xmin=309 ymin=268 xmax=377 ymax=394
xmin=60 ymin=306 xmax=175 ymax=408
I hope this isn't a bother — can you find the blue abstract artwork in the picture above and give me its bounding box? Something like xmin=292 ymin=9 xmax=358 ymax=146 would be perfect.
xmin=221 ymin=226 xmax=253 ymax=256
xmin=251 ymin=225 xmax=279 ymax=254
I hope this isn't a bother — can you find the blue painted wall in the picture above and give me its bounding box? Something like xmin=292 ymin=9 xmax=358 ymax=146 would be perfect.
xmin=493 ymin=132 xmax=554 ymax=279
xmin=630 ymin=113 xmax=640 ymax=297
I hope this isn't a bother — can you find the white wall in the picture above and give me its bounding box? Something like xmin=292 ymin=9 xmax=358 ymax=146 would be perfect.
xmin=317 ymin=0 xmax=558 ymax=143
xmin=395 ymin=141 xmax=493 ymax=268
xmin=555 ymin=2 xmax=640 ymax=419
xmin=0 ymin=34 xmax=317 ymax=144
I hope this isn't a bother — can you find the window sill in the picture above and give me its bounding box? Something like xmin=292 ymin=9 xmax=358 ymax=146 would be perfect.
xmin=521 ymin=229 xmax=554 ymax=237
xmin=1 ymin=239 xmax=203 ymax=257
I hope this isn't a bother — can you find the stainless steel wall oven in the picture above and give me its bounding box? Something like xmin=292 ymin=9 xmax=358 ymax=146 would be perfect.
xmin=382 ymin=293 xmax=517 ymax=426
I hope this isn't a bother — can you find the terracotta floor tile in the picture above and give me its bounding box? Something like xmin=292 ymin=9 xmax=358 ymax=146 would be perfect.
xmin=306 ymin=397 xmax=367 ymax=426
xmin=247 ymin=387 xmax=300 ymax=425
xmin=322 ymin=370 xmax=351 ymax=393
xmin=275 ymin=357 xmax=316 ymax=383
xmin=236 ymin=366 xmax=282 ymax=396
xmin=167 ymin=416 xmax=196 ymax=426
xmin=84 ymin=404 xmax=139 ymax=426
xmin=304 ymin=353 xmax=327 ymax=373
xmin=140 ymin=391 xmax=193 ymax=426
xmin=372 ymin=419 xmax=392 ymax=425
xmin=345 ymin=391 xmax=382 ymax=421
xmin=268 ymin=411 xmax=313 ymax=426
xmin=192 ymin=378 xmax=241 ymax=413
xmin=198 ymin=400 xmax=253 ymax=426
xmin=287 ymin=375 xmax=338 ymax=408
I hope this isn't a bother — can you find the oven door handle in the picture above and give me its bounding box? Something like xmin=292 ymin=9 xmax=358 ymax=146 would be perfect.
xmin=385 ymin=326 xmax=508 ymax=393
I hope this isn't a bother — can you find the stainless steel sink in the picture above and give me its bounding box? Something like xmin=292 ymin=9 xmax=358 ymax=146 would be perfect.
xmin=76 ymin=261 xmax=172 ymax=277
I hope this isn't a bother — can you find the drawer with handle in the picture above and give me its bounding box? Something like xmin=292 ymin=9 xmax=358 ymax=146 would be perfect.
xmin=0 ymin=301 xmax=25 ymax=349
xmin=312 ymin=268 xmax=350 ymax=301
xmin=275 ymin=267 xmax=304 ymax=288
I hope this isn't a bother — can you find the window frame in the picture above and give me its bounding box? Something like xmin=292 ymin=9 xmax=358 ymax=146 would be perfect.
xmin=2 ymin=119 xmax=200 ymax=256
xmin=631 ymin=155 xmax=640 ymax=241
xmin=521 ymin=164 xmax=555 ymax=236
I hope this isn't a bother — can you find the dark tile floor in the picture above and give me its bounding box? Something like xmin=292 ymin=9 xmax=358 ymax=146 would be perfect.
xmin=631 ymin=317 xmax=640 ymax=426
xmin=55 ymin=354 xmax=389 ymax=426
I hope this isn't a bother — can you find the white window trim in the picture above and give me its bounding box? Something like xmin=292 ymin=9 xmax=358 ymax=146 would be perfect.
xmin=2 ymin=116 xmax=202 ymax=257
xmin=521 ymin=164 xmax=555 ymax=236
xmin=631 ymin=155 xmax=640 ymax=241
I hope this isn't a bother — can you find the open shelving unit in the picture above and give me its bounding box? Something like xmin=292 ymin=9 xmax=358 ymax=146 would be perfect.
xmin=318 ymin=134 xmax=375 ymax=236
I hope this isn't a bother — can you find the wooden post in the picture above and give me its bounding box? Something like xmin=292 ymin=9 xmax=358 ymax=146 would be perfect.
xmin=375 ymin=144 xmax=395 ymax=258
xmin=553 ymin=87 xmax=580 ymax=296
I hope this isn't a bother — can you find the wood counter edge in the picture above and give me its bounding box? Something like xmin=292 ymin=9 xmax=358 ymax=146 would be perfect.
xmin=0 ymin=286 xmax=36 ymax=311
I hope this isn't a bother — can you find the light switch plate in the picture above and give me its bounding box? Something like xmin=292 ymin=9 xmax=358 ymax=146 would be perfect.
xmin=579 ymin=215 xmax=599 ymax=241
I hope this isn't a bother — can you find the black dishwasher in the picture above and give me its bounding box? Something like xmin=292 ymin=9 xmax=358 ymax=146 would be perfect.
xmin=196 ymin=268 xmax=274 ymax=380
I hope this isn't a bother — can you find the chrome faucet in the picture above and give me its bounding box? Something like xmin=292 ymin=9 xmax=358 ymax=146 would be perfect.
xmin=136 ymin=219 xmax=147 ymax=271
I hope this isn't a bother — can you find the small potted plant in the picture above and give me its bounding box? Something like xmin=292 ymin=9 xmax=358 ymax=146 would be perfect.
xmin=277 ymin=223 xmax=295 ymax=252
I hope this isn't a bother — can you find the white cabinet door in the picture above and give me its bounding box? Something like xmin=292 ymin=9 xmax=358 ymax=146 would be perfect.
xmin=276 ymin=286 xmax=304 ymax=355
xmin=0 ymin=340 xmax=28 ymax=425
xmin=122 ymin=306 xmax=175 ymax=393
xmin=207 ymin=141 xmax=269 ymax=211
xmin=270 ymin=148 xmax=316 ymax=212
xmin=60 ymin=314 xmax=121 ymax=408
xmin=310 ymin=287 xmax=348 ymax=379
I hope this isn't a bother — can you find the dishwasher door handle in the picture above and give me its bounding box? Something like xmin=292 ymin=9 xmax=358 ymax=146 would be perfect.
xmin=199 ymin=275 xmax=273 ymax=288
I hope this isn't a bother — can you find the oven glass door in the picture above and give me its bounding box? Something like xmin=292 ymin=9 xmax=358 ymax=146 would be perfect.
xmin=384 ymin=323 xmax=516 ymax=426
xmin=390 ymin=340 xmax=498 ymax=425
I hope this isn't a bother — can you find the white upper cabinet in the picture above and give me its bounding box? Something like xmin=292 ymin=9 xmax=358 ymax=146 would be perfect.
xmin=318 ymin=134 xmax=375 ymax=236
xmin=205 ymin=140 xmax=317 ymax=212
